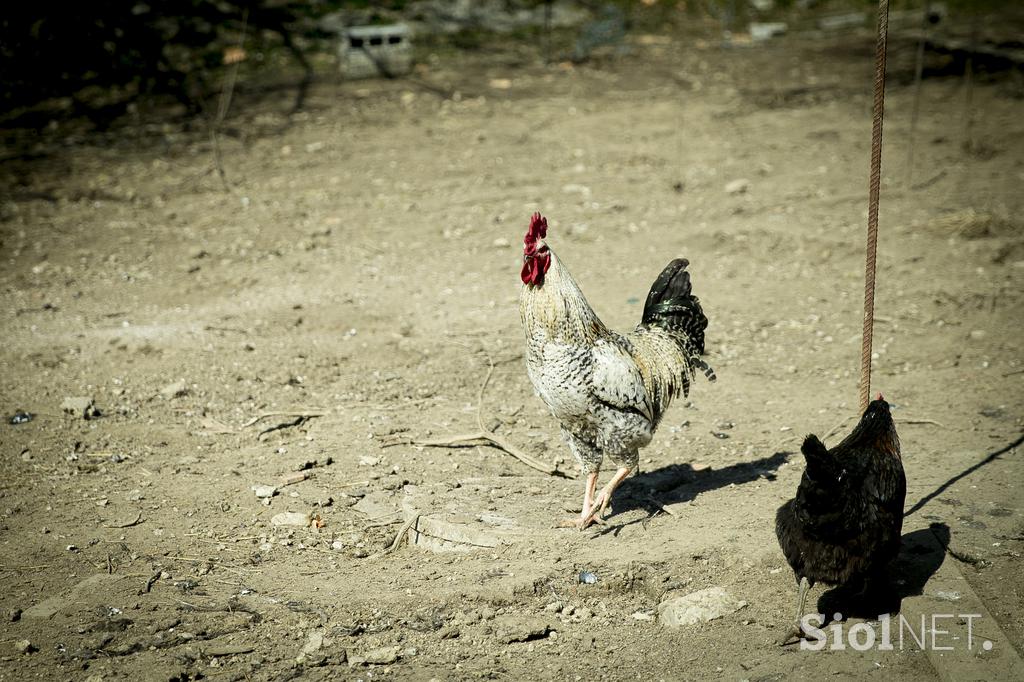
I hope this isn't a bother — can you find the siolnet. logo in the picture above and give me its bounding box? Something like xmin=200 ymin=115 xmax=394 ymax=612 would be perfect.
xmin=799 ymin=612 xmax=992 ymax=652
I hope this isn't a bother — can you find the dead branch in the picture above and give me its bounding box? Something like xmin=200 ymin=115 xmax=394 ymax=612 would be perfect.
xmin=208 ymin=9 xmax=248 ymax=192
xmin=386 ymin=514 xmax=420 ymax=553
xmin=382 ymin=349 xmax=569 ymax=478
xmin=241 ymin=410 xmax=326 ymax=428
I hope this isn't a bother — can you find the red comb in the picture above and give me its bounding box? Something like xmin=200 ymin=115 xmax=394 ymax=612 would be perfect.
xmin=876 ymin=392 xmax=884 ymax=401
xmin=526 ymin=212 xmax=548 ymax=243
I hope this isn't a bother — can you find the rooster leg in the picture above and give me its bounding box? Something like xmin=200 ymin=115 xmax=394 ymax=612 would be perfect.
xmin=559 ymin=472 xmax=600 ymax=528
xmin=580 ymin=466 xmax=632 ymax=528
xmin=777 ymin=576 xmax=811 ymax=646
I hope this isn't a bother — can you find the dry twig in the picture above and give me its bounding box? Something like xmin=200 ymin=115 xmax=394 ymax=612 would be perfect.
xmin=386 ymin=514 xmax=420 ymax=554
xmin=241 ymin=410 xmax=326 ymax=428
xmin=383 ymin=350 xmax=567 ymax=477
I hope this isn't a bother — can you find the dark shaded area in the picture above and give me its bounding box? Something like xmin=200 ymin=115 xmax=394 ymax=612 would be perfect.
xmin=0 ymin=1 xmax=344 ymax=129
xmin=817 ymin=522 xmax=950 ymax=619
xmin=593 ymin=449 xmax=791 ymax=535
xmin=905 ymin=432 xmax=1023 ymax=518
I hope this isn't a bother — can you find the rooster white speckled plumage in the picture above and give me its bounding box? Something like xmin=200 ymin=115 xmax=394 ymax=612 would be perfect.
xmin=518 ymin=213 xmax=715 ymax=528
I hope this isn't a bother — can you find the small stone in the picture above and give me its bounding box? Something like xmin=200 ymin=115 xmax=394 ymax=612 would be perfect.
xmin=497 ymin=618 xmax=551 ymax=643
xmin=270 ymin=511 xmax=310 ymax=527
xmin=14 ymin=639 xmax=35 ymax=654
xmin=725 ymin=178 xmax=750 ymax=195
xmin=658 ymin=587 xmax=747 ymax=627
xmin=576 ymin=607 xmax=593 ymax=620
xmin=969 ymin=329 xmax=986 ymax=340
xmin=9 ymin=411 xmax=32 ymax=425
xmin=61 ymin=396 xmax=100 ymax=419
xmin=353 ymin=644 xmax=400 ymax=666
xmin=8 ymin=608 xmax=22 ymax=622
xmin=492 ymin=237 xmax=511 ymax=248
xmin=331 ymin=540 xmax=345 ymax=551
xmin=359 ymin=455 xmax=381 ymax=467
xmin=631 ymin=610 xmax=655 ymax=621
xmin=544 ymin=601 xmax=564 ymax=613
xmin=296 ymin=629 xmax=325 ymax=663
xmin=252 ymin=485 xmax=277 ymax=499
xmin=160 ymin=380 xmax=188 ymax=399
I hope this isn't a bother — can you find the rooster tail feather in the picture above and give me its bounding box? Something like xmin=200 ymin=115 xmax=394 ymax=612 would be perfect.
xmin=800 ymin=434 xmax=837 ymax=483
xmin=694 ymin=357 xmax=717 ymax=383
xmin=641 ymin=258 xmax=711 ymax=374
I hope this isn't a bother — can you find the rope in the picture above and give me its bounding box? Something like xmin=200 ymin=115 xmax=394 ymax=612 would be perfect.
xmin=859 ymin=0 xmax=891 ymax=414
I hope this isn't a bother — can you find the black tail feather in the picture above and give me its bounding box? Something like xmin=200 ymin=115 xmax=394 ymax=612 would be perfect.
xmin=801 ymin=434 xmax=837 ymax=483
xmin=641 ymin=258 xmax=710 ymax=357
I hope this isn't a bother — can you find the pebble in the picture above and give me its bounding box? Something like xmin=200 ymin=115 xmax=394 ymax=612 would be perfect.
xmin=296 ymin=629 xmax=325 ymax=664
xmin=9 ymin=411 xmax=32 ymax=425
xmin=8 ymin=608 xmax=22 ymax=622
xmin=725 ymin=178 xmax=750 ymax=195
xmin=252 ymin=485 xmax=277 ymax=499
xmin=61 ymin=396 xmax=100 ymax=420
xmin=492 ymin=237 xmax=511 ymax=248
xmin=270 ymin=511 xmax=310 ymax=527
xmin=658 ymin=587 xmax=747 ymax=627
xmin=497 ymin=619 xmax=550 ymax=643
xmin=159 ymin=380 xmax=188 ymax=399
xmin=352 ymin=644 xmax=400 ymax=666
xmin=14 ymin=639 xmax=34 ymax=654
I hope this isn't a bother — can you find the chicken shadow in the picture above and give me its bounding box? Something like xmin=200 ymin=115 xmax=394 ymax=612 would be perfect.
xmin=594 ymin=449 xmax=792 ymax=535
xmin=816 ymin=522 xmax=951 ymax=619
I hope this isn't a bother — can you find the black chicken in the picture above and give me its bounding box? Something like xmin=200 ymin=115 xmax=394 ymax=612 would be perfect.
xmin=775 ymin=396 xmax=906 ymax=643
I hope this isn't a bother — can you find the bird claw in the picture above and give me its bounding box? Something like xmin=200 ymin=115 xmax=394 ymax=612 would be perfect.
xmin=776 ymin=626 xmax=805 ymax=647
xmin=557 ymin=516 xmax=605 ymax=530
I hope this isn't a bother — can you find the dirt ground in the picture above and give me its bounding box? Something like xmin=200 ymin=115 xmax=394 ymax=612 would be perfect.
xmin=1 ymin=20 xmax=1023 ymax=682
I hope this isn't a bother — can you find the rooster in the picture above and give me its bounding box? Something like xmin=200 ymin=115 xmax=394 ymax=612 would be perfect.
xmin=775 ymin=396 xmax=906 ymax=644
xmin=519 ymin=213 xmax=715 ymax=529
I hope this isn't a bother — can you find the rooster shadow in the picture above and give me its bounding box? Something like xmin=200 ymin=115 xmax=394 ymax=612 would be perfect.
xmin=816 ymin=522 xmax=951 ymax=619
xmin=592 ymin=450 xmax=792 ymax=537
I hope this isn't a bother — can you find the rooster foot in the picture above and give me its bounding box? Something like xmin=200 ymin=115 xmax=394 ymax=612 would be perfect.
xmin=557 ymin=516 xmax=605 ymax=530
xmin=776 ymin=625 xmax=805 ymax=646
